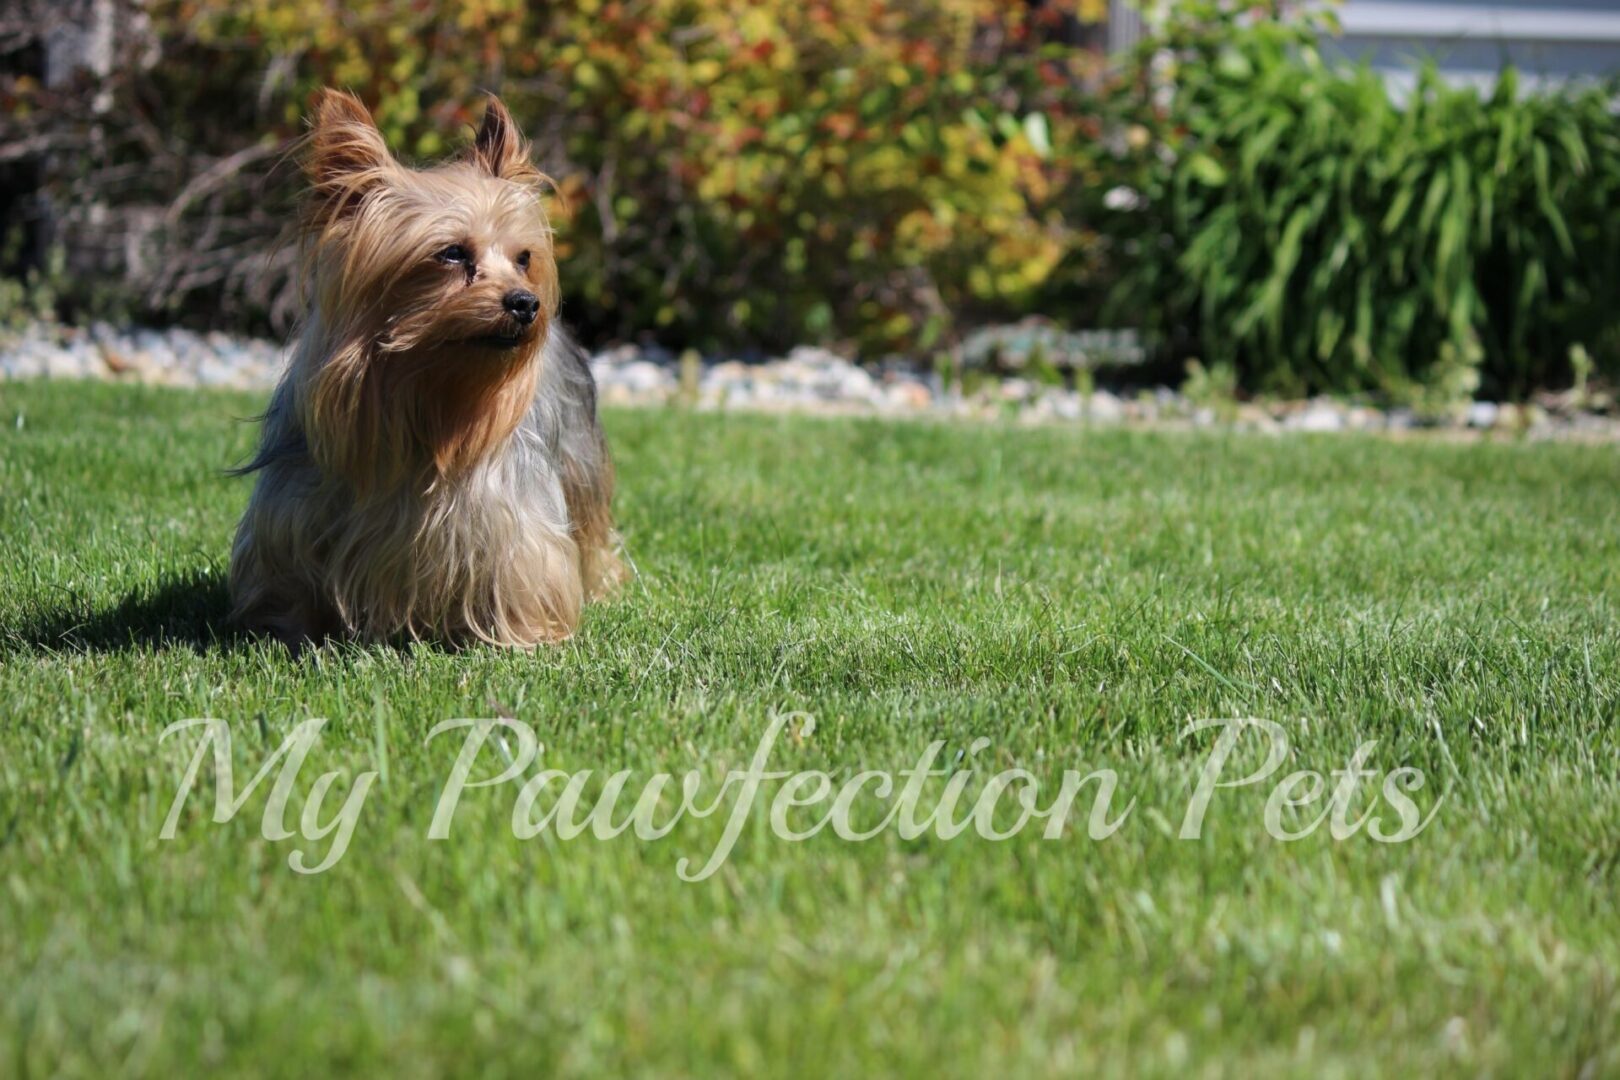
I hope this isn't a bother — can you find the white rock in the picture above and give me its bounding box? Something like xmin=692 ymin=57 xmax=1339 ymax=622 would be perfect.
xmin=45 ymin=348 xmax=88 ymax=378
xmin=999 ymin=378 xmax=1033 ymax=403
xmin=1085 ymin=390 xmax=1125 ymax=422
xmin=785 ymin=344 xmax=849 ymax=369
xmin=1288 ymin=405 xmax=1344 ymax=432
xmin=835 ymin=366 xmax=876 ymax=401
xmin=3 ymin=348 xmax=47 ymax=379
xmin=718 ymin=383 xmax=754 ymax=409
xmin=1045 ymin=390 xmax=1083 ymax=420
xmin=195 ymin=357 xmax=240 ymax=386
xmin=621 ymin=360 xmax=676 ymax=395
xmin=882 ymin=378 xmax=933 ymax=412
xmin=1347 ymin=407 xmax=1384 ymax=430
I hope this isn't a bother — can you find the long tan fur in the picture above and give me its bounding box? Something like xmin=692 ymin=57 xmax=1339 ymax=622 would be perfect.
xmin=229 ymin=90 xmax=625 ymax=650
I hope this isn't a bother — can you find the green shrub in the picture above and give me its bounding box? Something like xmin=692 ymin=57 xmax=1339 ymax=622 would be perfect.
xmin=11 ymin=0 xmax=1105 ymax=355
xmin=10 ymin=0 xmax=1620 ymax=400
xmin=1094 ymin=0 xmax=1620 ymax=398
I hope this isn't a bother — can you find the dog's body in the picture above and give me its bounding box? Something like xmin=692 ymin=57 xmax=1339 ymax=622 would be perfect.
xmin=230 ymin=91 xmax=622 ymax=650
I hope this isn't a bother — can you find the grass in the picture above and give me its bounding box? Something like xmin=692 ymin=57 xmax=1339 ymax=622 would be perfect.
xmin=2 ymin=378 xmax=1618 ymax=1077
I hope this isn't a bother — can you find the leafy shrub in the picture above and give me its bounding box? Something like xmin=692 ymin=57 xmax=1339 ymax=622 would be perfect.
xmin=528 ymin=0 xmax=1089 ymax=354
xmin=10 ymin=0 xmax=1620 ymax=400
xmin=1093 ymin=0 xmax=1620 ymax=398
xmin=12 ymin=0 xmax=1108 ymax=355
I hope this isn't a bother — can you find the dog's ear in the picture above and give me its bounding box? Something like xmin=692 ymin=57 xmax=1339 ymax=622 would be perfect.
xmin=470 ymin=95 xmax=540 ymax=182
xmin=304 ymin=90 xmax=393 ymax=220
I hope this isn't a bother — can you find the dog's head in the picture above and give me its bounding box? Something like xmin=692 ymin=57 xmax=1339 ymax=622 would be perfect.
xmin=296 ymin=90 xmax=558 ymax=486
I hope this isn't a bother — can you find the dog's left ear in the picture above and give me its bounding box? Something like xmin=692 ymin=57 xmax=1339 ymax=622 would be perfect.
xmin=470 ymin=96 xmax=539 ymax=182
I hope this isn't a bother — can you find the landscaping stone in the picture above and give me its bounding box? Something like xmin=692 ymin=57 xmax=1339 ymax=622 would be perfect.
xmin=4 ymin=318 xmax=1617 ymax=440
xmin=1085 ymin=390 xmax=1126 ymax=423
xmin=1287 ymin=403 xmax=1347 ymax=433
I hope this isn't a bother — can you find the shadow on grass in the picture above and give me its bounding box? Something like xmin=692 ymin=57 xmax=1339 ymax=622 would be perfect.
xmin=6 ymin=568 xmax=248 ymax=655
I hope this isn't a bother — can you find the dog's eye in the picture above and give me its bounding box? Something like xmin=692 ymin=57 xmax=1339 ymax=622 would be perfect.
xmin=515 ymin=250 xmax=531 ymax=271
xmin=436 ymin=244 xmax=472 ymax=265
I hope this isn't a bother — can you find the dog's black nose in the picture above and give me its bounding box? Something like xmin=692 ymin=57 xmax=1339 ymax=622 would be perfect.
xmin=503 ymin=289 xmax=540 ymax=325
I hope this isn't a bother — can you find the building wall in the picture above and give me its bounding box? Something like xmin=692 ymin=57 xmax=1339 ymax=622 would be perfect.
xmin=1325 ymin=0 xmax=1620 ymax=91
xmin=1107 ymin=0 xmax=1148 ymax=53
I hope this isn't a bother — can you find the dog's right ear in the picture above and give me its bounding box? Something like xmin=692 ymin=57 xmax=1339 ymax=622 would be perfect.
xmin=469 ymin=95 xmax=540 ymax=183
xmin=304 ymin=90 xmax=393 ymax=221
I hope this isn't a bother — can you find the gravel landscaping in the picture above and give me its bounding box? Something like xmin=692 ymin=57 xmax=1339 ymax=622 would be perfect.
xmin=4 ymin=318 xmax=1617 ymax=440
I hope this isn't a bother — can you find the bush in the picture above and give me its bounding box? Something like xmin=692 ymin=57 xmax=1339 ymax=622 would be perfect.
xmin=523 ymin=0 xmax=1091 ymax=355
xmin=9 ymin=0 xmax=1619 ymax=400
xmin=1093 ymin=0 xmax=1620 ymax=399
xmin=8 ymin=0 xmax=1108 ymax=355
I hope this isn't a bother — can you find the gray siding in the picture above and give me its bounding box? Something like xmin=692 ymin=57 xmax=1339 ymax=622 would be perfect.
xmin=1326 ymin=0 xmax=1620 ymax=90
xmin=1108 ymin=0 xmax=1147 ymax=53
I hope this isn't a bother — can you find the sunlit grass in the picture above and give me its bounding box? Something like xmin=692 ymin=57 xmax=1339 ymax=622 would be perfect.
xmin=2 ymin=379 xmax=1618 ymax=1076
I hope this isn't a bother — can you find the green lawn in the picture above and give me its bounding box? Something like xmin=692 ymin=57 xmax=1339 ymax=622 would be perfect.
xmin=2 ymin=379 xmax=1619 ymax=1076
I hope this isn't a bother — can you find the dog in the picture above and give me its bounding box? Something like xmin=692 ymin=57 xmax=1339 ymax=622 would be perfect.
xmin=229 ymin=90 xmax=624 ymax=651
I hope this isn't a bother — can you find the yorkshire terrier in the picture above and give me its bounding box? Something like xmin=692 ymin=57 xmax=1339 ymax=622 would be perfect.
xmin=230 ymin=90 xmax=624 ymax=650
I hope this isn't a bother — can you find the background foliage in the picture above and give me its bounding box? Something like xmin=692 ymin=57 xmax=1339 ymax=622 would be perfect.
xmin=3 ymin=0 xmax=1619 ymax=397
xmin=1090 ymin=1 xmax=1620 ymax=401
xmin=7 ymin=0 xmax=1111 ymax=356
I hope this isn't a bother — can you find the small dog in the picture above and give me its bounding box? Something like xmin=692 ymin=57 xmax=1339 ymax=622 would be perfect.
xmin=229 ymin=90 xmax=624 ymax=650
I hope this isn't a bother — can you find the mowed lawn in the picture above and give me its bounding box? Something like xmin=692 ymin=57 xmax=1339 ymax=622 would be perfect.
xmin=2 ymin=378 xmax=1619 ymax=1077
